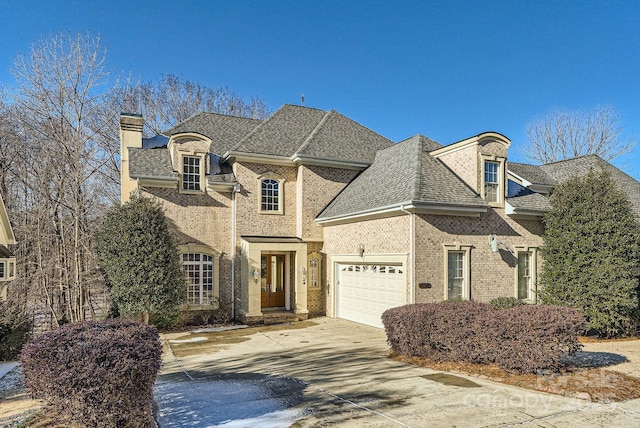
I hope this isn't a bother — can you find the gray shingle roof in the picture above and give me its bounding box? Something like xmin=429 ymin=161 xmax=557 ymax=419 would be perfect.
xmin=230 ymin=105 xmax=327 ymax=157
xmin=0 ymin=245 xmax=13 ymax=258
xmin=507 ymin=192 xmax=551 ymax=213
xmin=317 ymin=137 xmax=487 ymax=220
xmin=295 ymin=110 xmax=395 ymax=163
xmin=508 ymin=162 xmax=555 ymax=186
xmin=541 ymin=155 xmax=640 ymax=216
xmin=229 ymin=105 xmax=394 ymax=163
xmin=166 ymin=112 xmax=263 ymax=155
xmin=129 ymin=148 xmax=179 ymax=180
xmin=398 ymin=134 xmax=443 ymax=151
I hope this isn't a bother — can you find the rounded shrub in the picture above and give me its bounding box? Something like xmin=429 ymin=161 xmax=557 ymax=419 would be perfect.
xmin=20 ymin=318 xmax=161 ymax=427
xmin=382 ymin=301 xmax=585 ymax=374
xmin=490 ymin=296 xmax=527 ymax=309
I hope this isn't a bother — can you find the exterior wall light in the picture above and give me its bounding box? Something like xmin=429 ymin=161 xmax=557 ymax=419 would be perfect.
xmin=252 ymin=267 xmax=260 ymax=283
xmin=489 ymin=234 xmax=500 ymax=253
xmin=300 ymin=266 xmax=307 ymax=285
xmin=358 ymin=244 xmax=365 ymax=257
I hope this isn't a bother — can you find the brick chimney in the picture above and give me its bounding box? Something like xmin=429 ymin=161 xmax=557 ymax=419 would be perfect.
xmin=119 ymin=114 xmax=143 ymax=203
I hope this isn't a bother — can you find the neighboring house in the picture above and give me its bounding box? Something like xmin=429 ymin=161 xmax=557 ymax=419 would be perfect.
xmin=119 ymin=105 xmax=640 ymax=328
xmin=0 ymin=192 xmax=17 ymax=301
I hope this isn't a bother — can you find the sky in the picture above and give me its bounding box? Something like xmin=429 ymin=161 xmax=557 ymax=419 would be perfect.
xmin=1 ymin=0 xmax=640 ymax=178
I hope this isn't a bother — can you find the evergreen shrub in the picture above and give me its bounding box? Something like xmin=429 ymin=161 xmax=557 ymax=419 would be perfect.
xmin=382 ymin=301 xmax=585 ymax=373
xmin=20 ymin=318 xmax=161 ymax=427
xmin=490 ymin=296 xmax=526 ymax=309
xmin=0 ymin=301 xmax=32 ymax=360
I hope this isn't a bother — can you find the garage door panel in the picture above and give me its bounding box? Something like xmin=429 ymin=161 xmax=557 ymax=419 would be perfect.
xmin=336 ymin=263 xmax=406 ymax=329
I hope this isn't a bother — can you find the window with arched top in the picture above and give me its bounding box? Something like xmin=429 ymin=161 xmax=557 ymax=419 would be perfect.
xmin=179 ymin=244 xmax=220 ymax=307
xmin=307 ymin=252 xmax=322 ymax=289
xmin=257 ymin=173 xmax=284 ymax=214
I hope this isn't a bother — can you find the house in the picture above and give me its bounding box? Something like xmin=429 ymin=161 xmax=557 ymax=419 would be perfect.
xmin=0 ymin=192 xmax=17 ymax=300
xmin=119 ymin=105 xmax=640 ymax=328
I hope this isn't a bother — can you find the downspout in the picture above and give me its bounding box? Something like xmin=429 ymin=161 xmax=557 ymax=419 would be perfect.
xmin=231 ymin=184 xmax=238 ymax=320
xmin=400 ymin=205 xmax=415 ymax=304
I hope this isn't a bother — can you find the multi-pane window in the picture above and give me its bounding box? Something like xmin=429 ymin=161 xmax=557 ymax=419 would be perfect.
xmin=182 ymin=156 xmax=201 ymax=191
xmin=0 ymin=262 xmax=4 ymax=280
xmin=447 ymin=251 xmax=465 ymax=300
xmin=309 ymin=257 xmax=319 ymax=289
xmin=182 ymin=253 xmax=213 ymax=305
xmin=517 ymin=252 xmax=532 ymax=300
xmin=261 ymin=178 xmax=280 ymax=211
xmin=484 ymin=160 xmax=499 ymax=203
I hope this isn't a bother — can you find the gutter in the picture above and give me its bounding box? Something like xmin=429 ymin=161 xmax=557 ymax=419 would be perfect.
xmin=231 ymin=184 xmax=239 ymax=320
xmin=400 ymin=205 xmax=414 ymax=304
xmin=317 ymin=201 xmax=488 ymax=225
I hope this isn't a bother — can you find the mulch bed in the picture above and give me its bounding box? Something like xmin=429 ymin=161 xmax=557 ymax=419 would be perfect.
xmin=390 ymin=348 xmax=640 ymax=403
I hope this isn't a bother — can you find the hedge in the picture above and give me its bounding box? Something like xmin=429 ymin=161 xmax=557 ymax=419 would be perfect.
xmin=382 ymin=301 xmax=585 ymax=373
xmin=20 ymin=318 xmax=162 ymax=427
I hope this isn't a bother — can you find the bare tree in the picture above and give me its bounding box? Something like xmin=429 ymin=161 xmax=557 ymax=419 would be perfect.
xmin=4 ymin=33 xmax=271 ymax=330
xmin=109 ymin=73 xmax=271 ymax=136
xmin=524 ymin=106 xmax=636 ymax=163
xmin=8 ymin=32 xmax=113 ymax=326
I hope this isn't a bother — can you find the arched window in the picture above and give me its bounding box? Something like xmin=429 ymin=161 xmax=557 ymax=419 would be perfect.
xmin=258 ymin=173 xmax=284 ymax=214
xmin=261 ymin=179 xmax=279 ymax=211
xmin=307 ymin=252 xmax=322 ymax=289
xmin=182 ymin=253 xmax=214 ymax=305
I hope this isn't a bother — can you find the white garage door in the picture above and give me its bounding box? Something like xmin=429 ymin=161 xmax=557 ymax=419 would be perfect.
xmin=336 ymin=263 xmax=406 ymax=329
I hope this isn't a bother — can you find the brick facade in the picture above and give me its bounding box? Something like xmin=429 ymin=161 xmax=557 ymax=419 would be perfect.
xmin=121 ymin=111 xmax=551 ymax=327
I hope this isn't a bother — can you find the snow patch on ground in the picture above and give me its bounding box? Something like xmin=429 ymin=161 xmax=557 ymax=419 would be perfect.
xmin=154 ymin=374 xmax=306 ymax=427
xmin=191 ymin=325 xmax=249 ymax=334
xmin=209 ymin=408 xmax=305 ymax=427
xmin=169 ymin=337 xmax=208 ymax=344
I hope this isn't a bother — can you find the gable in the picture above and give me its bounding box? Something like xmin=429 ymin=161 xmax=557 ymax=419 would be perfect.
xmin=317 ymin=137 xmax=488 ymax=224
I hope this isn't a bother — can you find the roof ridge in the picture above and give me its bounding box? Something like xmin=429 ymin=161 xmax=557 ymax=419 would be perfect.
xmin=227 ymin=105 xmax=285 ymax=152
xmin=295 ymin=109 xmax=332 ymax=155
xmin=280 ymin=103 xmax=326 ymax=113
xmin=411 ymin=138 xmax=426 ymax=200
xmin=541 ymin=153 xmax=602 ymax=167
xmin=164 ymin=111 xmax=205 ymax=134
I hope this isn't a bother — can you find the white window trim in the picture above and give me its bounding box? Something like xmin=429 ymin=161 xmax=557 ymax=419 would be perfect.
xmin=481 ymin=155 xmax=506 ymax=207
xmin=514 ymin=246 xmax=538 ymax=303
xmin=257 ymin=172 xmax=285 ymax=215
xmin=442 ymin=243 xmax=472 ymax=301
xmin=0 ymin=258 xmax=16 ymax=282
xmin=179 ymin=244 xmax=220 ymax=307
xmin=179 ymin=150 xmax=208 ymax=194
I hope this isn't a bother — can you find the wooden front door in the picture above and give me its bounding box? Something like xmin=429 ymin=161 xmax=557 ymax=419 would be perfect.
xmin=261 ymin=254 xmax=285 ymax=308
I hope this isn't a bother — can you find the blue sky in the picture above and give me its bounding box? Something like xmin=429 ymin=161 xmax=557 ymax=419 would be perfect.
xmin=2 ymin=0 xmax=640 ymax=178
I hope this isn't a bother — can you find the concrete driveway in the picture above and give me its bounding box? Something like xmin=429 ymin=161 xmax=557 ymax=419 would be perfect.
xmin=155 ymin=317 xmax=640 ymax=427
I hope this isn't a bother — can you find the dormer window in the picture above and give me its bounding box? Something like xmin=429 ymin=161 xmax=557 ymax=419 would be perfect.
xmin=257 ymin=173 xmax=284 ymax=214
xmin=178 ymin=152 xmax=207 ymax=194
xmin=182 ymin=156 xmax=202 ymax=191
xmin=481 ymin=156 xmax=506 ymax=207
xmin=484 ymin=161 xmax=499 ymax=203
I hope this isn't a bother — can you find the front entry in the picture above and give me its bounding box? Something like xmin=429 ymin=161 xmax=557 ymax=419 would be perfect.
xmin=261 ymin=254 xmax=285 ymax=308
